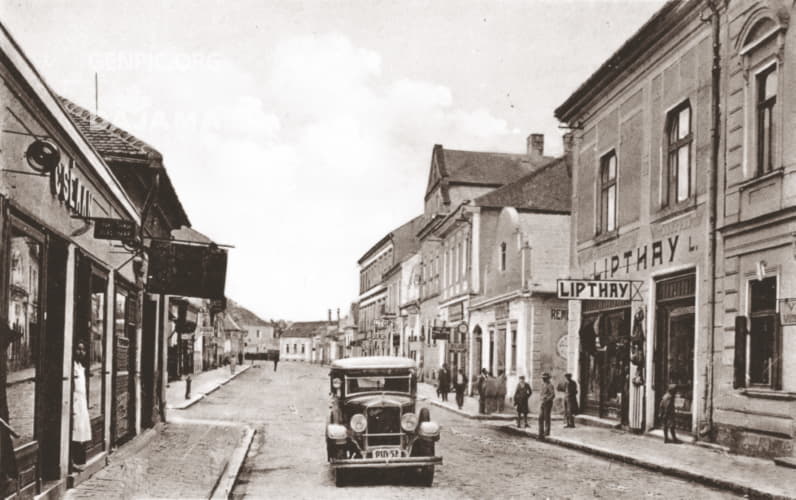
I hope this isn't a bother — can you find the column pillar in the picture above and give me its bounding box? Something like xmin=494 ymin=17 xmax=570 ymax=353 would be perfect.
xmin=58 ymin=244 xmax=75 ymax=477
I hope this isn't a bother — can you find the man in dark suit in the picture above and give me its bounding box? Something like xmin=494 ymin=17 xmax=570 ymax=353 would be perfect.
xmin=437 ymin=364 xmax=450 ymax=402
xmin=563 ymin=373 xmax=579 ymax=428
xmin=539 ymin=372 xmax=555 ymax=439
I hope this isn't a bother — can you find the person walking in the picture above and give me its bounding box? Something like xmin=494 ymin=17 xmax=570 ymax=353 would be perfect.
xmin=563 ymin=373 xmax=578 ymax=428
xmin=72 ymin=341 xmax=92 ymax=471
xmin=513 ymin=375 xmax=532 ymax=428
xmin=454 ymin=368 xmax=467 ymax=410
xmin=273 ymin=351 xmax=279 ymax=372
xmin=538 ymin=372 xmax=555 ymax=439
xmin=477 ymin=368 xmax=488 ymax=414
xmin=659 ymin=383 xmax=681 ymax=444
xmin=438 ymin=364 xmax=450 ymax=402
xmin=496 ymin=370 xmax=507 ymax=413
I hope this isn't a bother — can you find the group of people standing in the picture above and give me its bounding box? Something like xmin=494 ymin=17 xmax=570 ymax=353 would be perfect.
xmin=435 ymin=364 xmax=468 ymax=409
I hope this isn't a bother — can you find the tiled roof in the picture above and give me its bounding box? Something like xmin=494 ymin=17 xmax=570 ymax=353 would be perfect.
xmin=442 ymin=148 xmax=551 ymax=186
xmin=57 ymin=96 xmax=159 ymax=159
xmin=474 ymin=156 xmax=572 ymax=213
xmin=172 ymin=226 xmax=215 ymax=245
xmin=222 ymin=315 xmax=244 ymax=331
xmin=226 ymin=298 xmax=270 ymax=327
xmin=282 ymin=321 xmax=331 ymax=338
xmin=390 ymin=215 xmax=423 ymax=262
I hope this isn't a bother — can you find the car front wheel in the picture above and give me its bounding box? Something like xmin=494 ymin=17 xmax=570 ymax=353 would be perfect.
xmin=334 ymin=468 xmax=349 ymax=487
xmin=417 ymin=466 xmax=434 ymax=486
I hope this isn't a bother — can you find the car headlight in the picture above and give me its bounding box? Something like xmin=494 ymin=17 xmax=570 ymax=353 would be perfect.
xmin=350 ymin=413 xmax=367 ymax=433
xmin=332 ymin=378 xmax=342 ymax=389
xmin=418 ymin=421 xmax=440 ymax=437
xmin=327 ymin=423 xmax=347 ymax=440
xmin=401 ymin=412 xmax=418 ymax=432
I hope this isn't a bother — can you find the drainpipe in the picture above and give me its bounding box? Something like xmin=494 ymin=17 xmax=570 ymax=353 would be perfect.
xmin=702 ymin=0 xmax=722 ymax=440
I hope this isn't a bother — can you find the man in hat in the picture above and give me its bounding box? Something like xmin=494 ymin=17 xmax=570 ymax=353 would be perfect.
xmin=563 ymin=373 xmax=578 ymax=428
xmin=659 ymin=383 xmax=681 ymax=444
xmin=513 ymin=375 xmax=532 ymax=428
xmin=539 ymin=372 xmax=555 ymax=439
xmin=477 ymin=368 xmax=488 ymax=414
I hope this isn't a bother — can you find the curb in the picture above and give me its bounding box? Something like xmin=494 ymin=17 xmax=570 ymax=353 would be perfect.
xmin=209 ymin=426 xmax=256 ymax=500
xmin=490 ymin=423 xmax=795 ymax=500
xmin=425 ymin=399 xmax=516 ymax=421
xmin=168 ymin=365 xmax=252 ymax=410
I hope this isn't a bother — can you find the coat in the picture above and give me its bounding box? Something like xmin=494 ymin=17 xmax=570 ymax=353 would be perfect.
xmin=72 ymin=361 xmax=92 ymax=443
xmin=540 ymin=381 xmax=556 ymax=405
xmin=496 ymin=375 xmax=507 ymax=398
xmin=484 ymin=376 xmax=498 ymax=398
xmin=513 ymin=382 xmax=532 ymax=414
xmin=477 ymin=374 xmax=487 ymax=397
xmin=659 ymin=393 xmax=676 ymax=421
xmin=565 ymin=379 xmax=579 ymax=413
xmin=437 ymin=369 xmax=450 ymax=392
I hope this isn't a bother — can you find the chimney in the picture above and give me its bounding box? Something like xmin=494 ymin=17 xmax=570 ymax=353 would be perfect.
xmin=527 ymin=133 xmax=544 ymax=161
xmin=563 ymin=132 xmax=575 ymax=156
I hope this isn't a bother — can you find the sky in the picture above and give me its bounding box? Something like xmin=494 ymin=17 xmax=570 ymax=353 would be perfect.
xmin=1 ymin=0 xmax=664 ymax=321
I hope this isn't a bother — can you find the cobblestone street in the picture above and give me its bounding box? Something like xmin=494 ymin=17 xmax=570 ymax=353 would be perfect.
xmin=223 ymin=361 xmax=738 ymax=500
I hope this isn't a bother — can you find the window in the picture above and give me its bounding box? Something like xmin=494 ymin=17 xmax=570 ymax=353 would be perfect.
xmin=757 ymin=65 xmax=777 ymax=175
xmin=748 ymin=277 xmax=780 ymax=388
xmin=599 ymin=152 xmax=617 ymax=234
xmin=510 ymin=329 xmax=517 ymax=374
xmin=500 ymin=242 xmax=507 ymax=271
xmin=666 ymin=102 xmax=692 ymax=205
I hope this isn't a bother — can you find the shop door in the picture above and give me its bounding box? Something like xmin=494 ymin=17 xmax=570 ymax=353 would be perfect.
xmin=73 ymin=257 xmax=107 ymax=461
xmin=140 ymin=297 xmax=156 ymax=429
xmin=112 ymin=287 xmax=136 ymax=446
xmin=655 ymin=305 xmax=695 ymax=432
xmin=3 ymin=216 xmax=45 ymax=498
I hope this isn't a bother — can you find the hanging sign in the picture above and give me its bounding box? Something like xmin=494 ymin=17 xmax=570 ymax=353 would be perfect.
xmin=148 ymin=240 xmax=228 ymax=299
xmin=779 ymin=298 xmax=796 ymax=325
xmin=431 ymin=326 xmax=451 ymax=340
xmin=557 ymin=279 xmax=642 ymax=301
xmin=93 ymin=218 xmax=137 ymax=240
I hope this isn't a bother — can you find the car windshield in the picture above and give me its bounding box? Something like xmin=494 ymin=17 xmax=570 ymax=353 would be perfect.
xmin=345 ymin=375 xmax=411 ymax=394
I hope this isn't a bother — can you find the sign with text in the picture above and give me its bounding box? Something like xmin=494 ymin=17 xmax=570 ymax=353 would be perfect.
xmin=448 ymin=342 xmax=466 ymax=352
xmin=148 ymin=240 xmax=228 ymax=299
xmin=557 ymin=279 xmax=642 ymax=301
xmin=93 ymin=218 xmax=137 ymax=241
xmin=431 ymin=326 xmax=451 ymax=340
xmin=780 ymin=298 xmax=796 ymax=325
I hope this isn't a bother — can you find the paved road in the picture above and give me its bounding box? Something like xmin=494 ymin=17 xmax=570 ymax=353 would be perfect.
xmin=183 ymin=361 xmax=738 ymax=500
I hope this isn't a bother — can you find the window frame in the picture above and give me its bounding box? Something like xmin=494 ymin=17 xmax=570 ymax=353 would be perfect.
xmin=756 ymin=64 xmax=777 ymax=177
xmin=664 ymin=101 xmax=693 ymax=207
xmin=746 ymin=275 xmax=781 ymax=390
xmin=598 ymin=151 xmax=617 ymax=235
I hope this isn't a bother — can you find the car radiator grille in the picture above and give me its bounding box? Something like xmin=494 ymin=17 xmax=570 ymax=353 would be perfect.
xmin=366 ymin=407 xmax=401 ymax=446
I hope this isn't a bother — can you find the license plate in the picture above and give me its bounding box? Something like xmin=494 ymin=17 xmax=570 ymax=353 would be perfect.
xmin=373 ymin=448 xmax=401 ymax=459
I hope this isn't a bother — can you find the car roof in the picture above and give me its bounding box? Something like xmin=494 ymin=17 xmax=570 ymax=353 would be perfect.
xmin=330 ymin=356 xmax=417 ymax=371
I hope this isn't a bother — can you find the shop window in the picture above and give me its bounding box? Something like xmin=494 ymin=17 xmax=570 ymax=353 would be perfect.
xmin=598 ymin=152 xmax=617 ymax=234
xmin=748 ymin=276 xmax=780 ymax=388
xmin=756 ymin=65 xmax=777 ymax=176
xmin=5 ymin=224 xmax=43 ymax=448
xmin=665 ymin=102 xmax=692 ymax=206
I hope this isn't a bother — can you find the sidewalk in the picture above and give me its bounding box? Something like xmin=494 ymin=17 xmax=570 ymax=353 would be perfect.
xmin=166 ymin=363 xmax=252 ymax=410
xmin=417 ymin=382 xmax=556 ymax=422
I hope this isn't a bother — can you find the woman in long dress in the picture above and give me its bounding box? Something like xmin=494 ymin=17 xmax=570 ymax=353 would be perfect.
xmin=72 ymin=341 xmax=91 ymax=470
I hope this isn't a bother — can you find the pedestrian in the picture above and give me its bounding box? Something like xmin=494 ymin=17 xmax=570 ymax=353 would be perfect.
xmin=538 ymin=372 xmax=555 ymax=439
xmin=484 ymin=371 xmax=498 ymax=414
xmin=438 ymin=364 xmax=450 ymax=402
xmin=659 ymin=383 xmax=681 ymax=444
xmin=477 ymin=369 xmax=488 ymax=414
xmin=72 ymin=341 xmax=92 ymax=471
xmin=513 ymin=375 xmax=532 ymax=428
xmin=454 ymin=368 xmax=467 ymax=410
xmin=563 ymin=373 xmax=578 ymax=428
xmin=496 ymin=370 xmax=507 ymax=413
xmin=273 ymin=351 xmax=279 ymax=372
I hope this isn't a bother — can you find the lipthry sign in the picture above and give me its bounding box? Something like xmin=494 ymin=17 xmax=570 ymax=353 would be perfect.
xmin=557 ymin=279 xmax=642 ymax=301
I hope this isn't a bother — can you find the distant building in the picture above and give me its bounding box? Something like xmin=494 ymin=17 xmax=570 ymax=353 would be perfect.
xmin=280 ymin=321 xmax=330 ymax=362
xmin=225 ymin=299 xmax=275 ymax=357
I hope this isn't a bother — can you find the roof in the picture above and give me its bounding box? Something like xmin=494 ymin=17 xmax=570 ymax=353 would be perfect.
xmin=226 ymin=298 xmax=270 ymax=327
xmin=222 ymin=315 xmax=243 ymax=331
xmin=357 ymin=214 xmax=422 ymax=265
xmin=281 ymin=320 xmax=330 ymax=338
xmin=58 ymin=96 xmax=191 ymax=226
xmin=172 ymin=226 xmax=215 ymax=245
xmin=555 ymin=1 xmax=695 ymax=123
xmin=442 ymin=148 xmax=548 ymax=185
xmin=474 ymin=156 xmax=572 ymax=213
xmin=330 ymin=356 xmax=416 ymax=370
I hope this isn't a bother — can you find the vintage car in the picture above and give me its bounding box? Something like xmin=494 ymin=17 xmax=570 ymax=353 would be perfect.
xmin=325 ymin=356 xmax=442 ymax=486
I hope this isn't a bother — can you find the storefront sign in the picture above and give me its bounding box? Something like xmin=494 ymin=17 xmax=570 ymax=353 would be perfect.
xmin=448 ymin=302 xmax=464 ymax=323
xmin=93 ymin=218 xmax=137 ymax=240
xmin=551 ymin=308 xmax=568 ymax=320
xmin=557 ymin=279 xmax=642 ymax=300
xmin=148 ymin=240 xmax=228 ymax=299
xmin=494 ymin=302 xmax=509 ymax=321
xmin=50 ymin=158 xmax=92 ymax=218
xmin=431 ymin=326 xmax=450 ymax=340
xmin=590 ymin=234 xmax=697 ymax=278
xmin=780 ymin=298 xmax=796 ymax=325
xmin=449 ymin=342 xmax=466 ymax=352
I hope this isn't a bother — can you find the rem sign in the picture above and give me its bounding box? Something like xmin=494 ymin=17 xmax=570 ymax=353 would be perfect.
xmin=557 ymin=279 xmax=640 ymax=300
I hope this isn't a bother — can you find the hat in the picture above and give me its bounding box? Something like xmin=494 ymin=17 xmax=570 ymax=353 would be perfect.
xmin=564 ymin=372 xmax=572 ymax=378
xmin=542 ymin=372 xmax=551 ymax=379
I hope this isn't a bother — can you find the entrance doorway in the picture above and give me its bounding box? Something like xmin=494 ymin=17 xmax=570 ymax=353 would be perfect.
xmin=141 ymin=297 xmax=156 ymax=429
xmin=112 ymin=284 xmax=136 ymax=446
xmin=655 ymin=273 xmax=696 ymax=432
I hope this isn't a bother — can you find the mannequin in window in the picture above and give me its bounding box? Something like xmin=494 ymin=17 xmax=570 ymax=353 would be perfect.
xmin=72 ymin=341 xmax=91 ymax=471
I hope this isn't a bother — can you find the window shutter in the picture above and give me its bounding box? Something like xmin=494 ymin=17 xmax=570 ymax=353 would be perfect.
xmin=733 ymin=316 xmax=747 ymax=389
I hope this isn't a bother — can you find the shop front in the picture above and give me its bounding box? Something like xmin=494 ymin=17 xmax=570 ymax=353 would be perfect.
xmin=0 ymin=28 xmax=142 ymax=497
